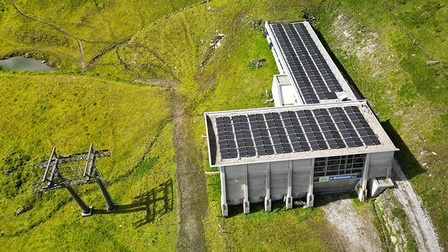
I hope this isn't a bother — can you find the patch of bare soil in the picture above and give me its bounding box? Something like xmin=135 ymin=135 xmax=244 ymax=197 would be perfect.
xmin=323 ymin=193 xmax=382 ymax=252
xmin=321 ymin=221 xmax=349 ymax=252
xmin=322 ymin=161 xmax=443 ymax=252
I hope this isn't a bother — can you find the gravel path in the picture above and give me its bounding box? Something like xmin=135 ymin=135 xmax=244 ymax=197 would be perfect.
xmin=391 ymin=159 xmax=442 ymax=252
xmin=323 ymin=194 xmax=382 ymax=252
xmin=324 ymin=160 xmax=442 ymax=252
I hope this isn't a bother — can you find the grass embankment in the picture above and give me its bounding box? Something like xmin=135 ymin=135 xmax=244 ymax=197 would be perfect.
xmin=1 ymin=0 xmax=342 ymax=250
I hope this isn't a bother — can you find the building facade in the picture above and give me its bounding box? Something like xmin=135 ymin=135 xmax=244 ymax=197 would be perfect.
xmin=204 ymin=21 xmax=397 ymax=217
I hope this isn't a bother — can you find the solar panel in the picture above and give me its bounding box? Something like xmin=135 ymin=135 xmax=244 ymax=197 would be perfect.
xmin=212 ymin=103 xmax=382 ymax=160
xmin=270 ymin=22 xmax=346 ymax=103
xmin=216 ymin=116 xmax=237 ymax=158
xmin=344 ymin=106 xmax=381 ymax=146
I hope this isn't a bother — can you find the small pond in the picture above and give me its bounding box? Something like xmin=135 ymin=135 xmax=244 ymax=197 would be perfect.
xmin=0 ymin=56 xmax=56 ymax=71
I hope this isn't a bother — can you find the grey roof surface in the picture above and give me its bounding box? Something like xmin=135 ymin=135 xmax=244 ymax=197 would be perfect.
xmin=205 ymin=101 xmax=397 ymax=167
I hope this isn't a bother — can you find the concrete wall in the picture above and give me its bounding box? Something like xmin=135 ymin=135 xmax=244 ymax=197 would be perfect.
xmin=292 ymin=159 xmax=313 ymax=198
xmin=221 ymin=159 xmax=313 ymax=215
xmin=220 ymin=151 xmax=395 ymax=216
xmin=368 ymin=152 xmax=394 ymax=179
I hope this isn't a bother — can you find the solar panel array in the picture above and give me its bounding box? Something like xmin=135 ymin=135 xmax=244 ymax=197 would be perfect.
xmin=215 ymin=106 xmax=380 ymax=160
xmin=270 ymin=23 xmax=343 ymax=103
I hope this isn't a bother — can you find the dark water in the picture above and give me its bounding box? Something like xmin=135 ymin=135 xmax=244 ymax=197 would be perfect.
xmin=0 ymin=56 xmax=55 ymax=71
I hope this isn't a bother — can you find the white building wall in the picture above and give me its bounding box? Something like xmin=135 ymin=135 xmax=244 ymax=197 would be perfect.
xmin=292 ymin=159 xmax=313 ymax=198
xmin=220 ymin=152 xmax=395 ymax=216
xmin=368 ymin=152 xmax=394 ymax=179
xmin=247 ymin=163 xmax=268 ymax=203
xmin=221 ymin=159 xmax=313 ymax=210
xmin=224 ymin=165 xmax=245 ymax=205
xmin=269 ymin=161 xmax=289 ymax=201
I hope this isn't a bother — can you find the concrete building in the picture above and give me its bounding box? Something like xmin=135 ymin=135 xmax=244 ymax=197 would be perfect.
xmin=204 ymin=21 xmax=397 ymax=217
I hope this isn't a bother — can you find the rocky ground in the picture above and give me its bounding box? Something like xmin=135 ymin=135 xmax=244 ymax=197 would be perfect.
xmin=323 ymin=160 xmax=442 ymax=252
xmin=391 ymin=160 xmax=442 ymax=252
xmin=323 ymin=194 xmax=382 ymax=252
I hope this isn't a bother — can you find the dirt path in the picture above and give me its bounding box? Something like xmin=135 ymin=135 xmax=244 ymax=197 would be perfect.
xmin=391 ymin=160 xmax=442 ymax=252
xmin=171 ymin=93 xmax=208 ymax=252
xmin=323 ymin=194 xmax=382 ymax=252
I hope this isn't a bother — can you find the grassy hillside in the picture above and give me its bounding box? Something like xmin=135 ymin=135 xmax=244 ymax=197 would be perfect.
xmin=0 ymin=0 xmax=199 ymax=69
xmin=310 ymin=0 xmax=448 ymax=247
xmin=0 ymin=0 xmax=447 ymax=251
xmin=0 ymin=73 xmax=177 ymax=250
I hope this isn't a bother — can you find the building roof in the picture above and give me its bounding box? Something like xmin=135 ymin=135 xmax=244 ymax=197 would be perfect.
xmin=205 ymin=100 xmax=397 ymax=167
xmin=265 ymin=21 xmax=358 ymax=104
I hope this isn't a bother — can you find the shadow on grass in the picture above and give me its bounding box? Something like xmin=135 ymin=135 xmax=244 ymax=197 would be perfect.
xmin=312 ymin=27 xmax=425 ymax=180
xmin=312 ymin=29 xmax=365 ymax=101
xmin=381 ymin=120 xmax=426 ymax=180
xmin=96 ymin=178 xmax=174 ymax=228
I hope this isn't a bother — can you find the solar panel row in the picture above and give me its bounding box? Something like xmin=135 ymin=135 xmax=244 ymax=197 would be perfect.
xmin=216 ymin=116 xmax=238 ymax=159
xmin=215 ymin=106 xmax=380 ymax=159
xmin=272 ymin=24 xmax=320 ymax=103
xmin=270 ymin=23 xmax=343 ymax=103
xmin=293 ymin=23 xmax=343 ymax=93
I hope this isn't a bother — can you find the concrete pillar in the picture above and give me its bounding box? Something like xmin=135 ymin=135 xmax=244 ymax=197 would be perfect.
xmin=286 ymin=161 xmax=293 ymax=209
xmin=264 ymin=163 xmax=271 ymax=212
xmin=65 ymin=186 xmax=93 ymax=217
xmin=386 ymin=159 xmax=393 ymax=178
xmin=307 ymin=158 xmax=314 ymax=207
xmin=358 ymin=154 xmax=371 ymax=202
xmin=220 ymin=167 xmax=228 ymax=217
xmin=243 ymin=165 xmax=250 ymax=214
xmin=96 ymin=178 xmax=116 ymax=212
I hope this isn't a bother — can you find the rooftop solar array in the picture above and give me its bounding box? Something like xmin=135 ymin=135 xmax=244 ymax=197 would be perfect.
xmin=204 ymin=22 xmax=397 ymax=167
xmin=205 ymin=101 xmax=397 ymax=166
xmin=269 ymin=23 xmax=344 ymax=103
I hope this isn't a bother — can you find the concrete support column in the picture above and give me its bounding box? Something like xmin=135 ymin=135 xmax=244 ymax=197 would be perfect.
xmin=264 ymin=163 xmax=271 ymax=212
xmin=65 ymin=186 xmax=93 ymax=217
xmin=243 ymin=165 xmax=250 ymax=214
xmin=359 ymin=154 xmax=371 ymax=202
xmin=220 ymin=167 xmax=228 ymax=217
xmin=386 ymin=159 xmax=393 ymax=178
xmin=96 ymin=178 xmax=116 ymax=212
xmin=307 ymin=158 xmax=314 ymax=207
xmin=286 ymin=161 xmax=293 ymax=209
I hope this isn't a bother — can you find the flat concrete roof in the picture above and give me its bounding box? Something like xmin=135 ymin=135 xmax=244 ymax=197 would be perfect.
xmin=205 ymin=100 xmax=397 ymax=167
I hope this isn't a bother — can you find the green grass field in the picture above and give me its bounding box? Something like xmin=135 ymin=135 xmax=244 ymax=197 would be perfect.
xmin=313 ymin=0 xmax=448 ymax=247
xmin=1 ymin=0 xmax=447 ymax=250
